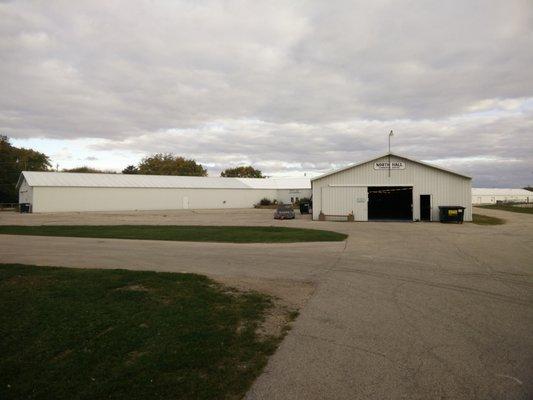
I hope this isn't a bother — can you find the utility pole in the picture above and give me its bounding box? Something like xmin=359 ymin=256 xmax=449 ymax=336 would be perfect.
xmin=388 ymin=130 xmax=394 ymax=178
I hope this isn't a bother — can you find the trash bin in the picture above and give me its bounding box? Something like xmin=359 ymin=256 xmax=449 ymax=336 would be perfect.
xmin=438 ymin=206 xmax=465 ymax=223
xmin=299 ymin=200 xmax=313 ymax=215
xmin=19 ymin=203 xmax=31 ymax=213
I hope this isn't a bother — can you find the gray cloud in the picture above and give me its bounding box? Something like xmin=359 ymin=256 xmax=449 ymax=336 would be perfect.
xmin=1 ymin=0 xmax=532 ymax=186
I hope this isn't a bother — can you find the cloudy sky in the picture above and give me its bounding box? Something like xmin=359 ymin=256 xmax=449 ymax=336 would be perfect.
xmin=1 ymin=0 xmax=532 ymax=186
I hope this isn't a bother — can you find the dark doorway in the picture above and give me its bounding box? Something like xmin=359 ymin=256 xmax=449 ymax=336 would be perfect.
xmin=420 ymin=195 xmax=431 ymax=221
xmin=368 ymin=186 xmax=413 ymax=221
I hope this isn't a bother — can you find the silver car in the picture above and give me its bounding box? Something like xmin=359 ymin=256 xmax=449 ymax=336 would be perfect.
xmin=273 ymin=204 xmax=295 ymax=220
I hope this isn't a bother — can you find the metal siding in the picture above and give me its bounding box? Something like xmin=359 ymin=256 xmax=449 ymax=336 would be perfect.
xmin=472 ymin=194 xmax=531 ymax=204
xmin=276 ymin=189 xmax=312 ymax=204
xmin=312 ymin=152 xmax=470 ymax=181
xmin=31 ymin=187 xmax=280 ymax=213
xmin=18 ymin=178 xmax=33 ymax=204
xmin=320 ymin=187 xmax=367 ymax=221
xmin=312 ymin=155 xmax=472 ymax=221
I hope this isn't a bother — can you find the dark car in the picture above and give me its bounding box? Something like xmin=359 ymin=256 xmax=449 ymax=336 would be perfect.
xmin=274 ymin=204 xmax=295 ymax=220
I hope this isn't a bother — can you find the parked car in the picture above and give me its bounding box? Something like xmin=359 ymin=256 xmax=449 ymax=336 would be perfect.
xmin=274 ymin=204 xmax=295 ymax=220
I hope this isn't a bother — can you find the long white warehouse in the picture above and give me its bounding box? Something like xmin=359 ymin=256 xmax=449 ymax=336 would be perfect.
xmin=472 ymin=188 xmax=531 ymax=205
xmin=17 ymin=172 xmax=311 ymax=213
xmin=312 ymin=152 xmax=472 ymax=222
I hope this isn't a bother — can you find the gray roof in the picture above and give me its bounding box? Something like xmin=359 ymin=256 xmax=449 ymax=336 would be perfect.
xmin=311 ymin=152 xmax=471 ymax=181
xmin=18 ymin=171 xmax=310 ymax=190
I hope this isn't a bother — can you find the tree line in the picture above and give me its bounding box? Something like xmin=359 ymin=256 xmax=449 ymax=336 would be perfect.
xmin=0 ymin=136 xmax=51 ymax=203
xmin=0 ymin=135 xmax=263 ymax=203
xmin=120 ymin=157 xmax=263 ymax=178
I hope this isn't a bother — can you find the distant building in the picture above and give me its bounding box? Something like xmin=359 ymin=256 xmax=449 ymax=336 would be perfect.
xmin=472 ymin=188 xmax=531 ymax=205
xmin=17 ymin=172 xmax=311 ymax=213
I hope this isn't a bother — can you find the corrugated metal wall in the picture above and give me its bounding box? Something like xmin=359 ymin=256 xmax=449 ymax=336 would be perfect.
xmin=472 ymin=195 xmax=531 ymax=204
xmin=312 ymin=155 xmax=472 ymax=221
xmin=321 ymin=186 xmax=368 ymax=221
xmin=24 ymin=184 xmax=312 ymax=213
xmin=18 ymin=179 xmax=33 ymax=204
xmin=277 ymin=189 xmax=312 ymax=204
xmin=31 ymin=187 xmax=280 ymax=212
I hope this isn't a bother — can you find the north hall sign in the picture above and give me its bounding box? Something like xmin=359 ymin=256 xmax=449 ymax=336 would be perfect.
xmin=373 ymin=161 xmax=406 ymax=170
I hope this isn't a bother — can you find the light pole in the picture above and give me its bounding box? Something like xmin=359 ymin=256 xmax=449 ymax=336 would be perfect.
xmin=388 ymin=130 xmax=394 ymax=177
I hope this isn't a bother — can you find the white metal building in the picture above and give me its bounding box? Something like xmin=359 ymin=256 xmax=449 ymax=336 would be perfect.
xmin=312 ymin=153 xmax=472 ymax=222
xmin=472 ymin=188 xmax=531 ymax=205
xmin=17 ymin=172 xmax=311 ymax=213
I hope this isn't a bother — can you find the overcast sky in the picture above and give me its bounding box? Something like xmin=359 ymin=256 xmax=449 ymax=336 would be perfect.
xmin=1 ymin=0 xmax=532 ymax=186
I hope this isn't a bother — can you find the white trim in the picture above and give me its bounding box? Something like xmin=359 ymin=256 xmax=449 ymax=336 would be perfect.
xmin=15 ymin=174 xmax=26 ymax=189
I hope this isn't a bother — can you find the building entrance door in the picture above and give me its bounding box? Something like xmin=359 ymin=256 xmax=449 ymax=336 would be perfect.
xmin=420 ymin=194 xmax=431 ymax=221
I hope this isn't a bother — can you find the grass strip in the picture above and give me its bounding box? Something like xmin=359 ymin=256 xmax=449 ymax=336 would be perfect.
xmin=0 ymin=263 xmax=290 ymax=400
xmin=476 ymin=204 xmax=533 ymax=215
xmin=0 ymin=225 xmax=347 ymax=243
xmin=472 ymin=213 xmax=506 ymax=225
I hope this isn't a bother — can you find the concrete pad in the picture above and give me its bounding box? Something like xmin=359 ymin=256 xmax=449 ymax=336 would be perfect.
xmin=0 ymin=207 xmax=532 ymax=399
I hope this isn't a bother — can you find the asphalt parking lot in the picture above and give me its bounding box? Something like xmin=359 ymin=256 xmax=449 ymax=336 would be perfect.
xmin=1 ymin=207 xmax=532 ymax=399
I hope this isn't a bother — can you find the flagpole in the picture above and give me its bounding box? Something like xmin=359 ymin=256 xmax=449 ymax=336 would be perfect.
xmin=388 ymin=130 xmax=393 ymax=178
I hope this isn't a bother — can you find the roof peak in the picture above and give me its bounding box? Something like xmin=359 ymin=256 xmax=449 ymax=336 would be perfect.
xmin=311 ymin=153 xmax=471 ymax=181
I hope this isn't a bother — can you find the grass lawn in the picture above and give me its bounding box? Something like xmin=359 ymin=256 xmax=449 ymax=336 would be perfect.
xmin=476 ymin=204 xmax=533 ymax=215
xmin=472 ymin=213 xmax=506 ymax=225
xmin=0 ymin=225 xmax=347 ymax=243
xmin=0 ymin=264 xmax=294 ymax=400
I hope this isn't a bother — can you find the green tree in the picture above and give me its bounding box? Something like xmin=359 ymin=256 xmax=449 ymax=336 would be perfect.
xmin=63 ymin=166 xmax=114 ymax=173
xmin=122 ymin=165 xmax=139 ymax=174
xmin=220 ymin=166 xmax=263 ymax=178
xmin=0 ymin=135 xmax=51 ymax=202
xmin=137 ymin=153 xmax=207 ymax=176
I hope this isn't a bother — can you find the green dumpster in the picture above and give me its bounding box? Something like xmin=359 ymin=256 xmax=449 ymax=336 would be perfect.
xmin=438 ymin=206 xmax=465 ymax=223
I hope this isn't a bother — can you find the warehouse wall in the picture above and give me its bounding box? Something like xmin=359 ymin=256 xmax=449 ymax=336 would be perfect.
xmin=320 ymin=186 xmax=368 ymax=221
xmin=312 ymin=155 xmax=472 ymax=222
xmin=472 ymin=194 xmax=531 ymax=204
xmin=18 ymin=179 xmax=32 ymax=205
xmin=30 ymin=187 xmax=280 ymax=212
xmin=277 ymin=189 xmax=312 ymax=204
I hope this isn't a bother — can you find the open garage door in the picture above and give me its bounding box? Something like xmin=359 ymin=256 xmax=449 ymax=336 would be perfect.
xmin=368 ymin=187 xmax=412 ymax=221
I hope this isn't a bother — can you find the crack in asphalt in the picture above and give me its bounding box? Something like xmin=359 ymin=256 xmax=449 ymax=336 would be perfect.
xmin=291 ymin=331 xmax=394 ymax=362
xmin=328 ymin=267 xmax=531 ymax=307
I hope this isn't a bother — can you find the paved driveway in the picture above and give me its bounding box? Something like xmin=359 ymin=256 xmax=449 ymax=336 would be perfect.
xmin=0 ymin=208 xmax=532 ymax=399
